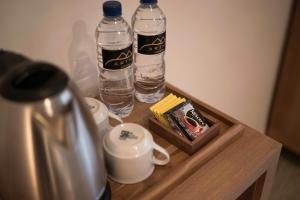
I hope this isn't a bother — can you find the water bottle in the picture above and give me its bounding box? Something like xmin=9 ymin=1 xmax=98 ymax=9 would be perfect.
xmin=69 ymin=21 xmax=99 ymax=97
xmin=132 ymin=0 xmax=166 ymax=103
xmin=95 ymin=1 xmax=134 ymax=118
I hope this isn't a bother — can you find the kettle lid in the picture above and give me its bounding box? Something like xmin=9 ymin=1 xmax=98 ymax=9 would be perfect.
xmin=0 ymin=50 xmax=29 ymax=80
xmin=0 ymin=62 xmax=68 ymax=102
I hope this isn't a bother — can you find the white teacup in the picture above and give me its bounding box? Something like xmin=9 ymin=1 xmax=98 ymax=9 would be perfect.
xmin=85 ymin=97 xmax=123 ymax=138
xmin=103 ymin=123 xmax=170 ymax=184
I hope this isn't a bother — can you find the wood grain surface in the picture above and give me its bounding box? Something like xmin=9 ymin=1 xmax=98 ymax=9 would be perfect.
xmin=108 ymin=83 xmax=281 ymax=200
xmin=162 ymin=127 xmax=281 ymax=200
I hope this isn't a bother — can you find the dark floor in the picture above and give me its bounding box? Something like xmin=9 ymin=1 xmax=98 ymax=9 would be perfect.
xmin=270 ymin=149 xmax=300 ymax=200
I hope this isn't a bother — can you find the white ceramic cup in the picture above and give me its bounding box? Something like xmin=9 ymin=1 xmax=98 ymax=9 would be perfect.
xmin=85 ymin=97 xmax=123 ymax=138
xmin=103 ymin=123 xmax=170 ymax=184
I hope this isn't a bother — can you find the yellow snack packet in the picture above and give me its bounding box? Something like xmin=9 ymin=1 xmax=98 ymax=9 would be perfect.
xmin=153 ymin=95 xmax=177 ymax=120
xmin=150 ymin=93 xmax=174 ymax=113
xmin=158 ymin=97 xmax=186 ymax=127
xmin=150 ymin=93 xmax=186 ymax=127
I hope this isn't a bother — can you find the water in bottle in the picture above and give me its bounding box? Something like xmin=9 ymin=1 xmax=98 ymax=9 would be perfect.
xmin=132 ymin=0 xmax=166 ymax=103
xmin=95 ymin=1 xmax=134 ymax=117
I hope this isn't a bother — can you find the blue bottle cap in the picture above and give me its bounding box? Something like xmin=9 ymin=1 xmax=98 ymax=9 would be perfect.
xmin=103 ymin=1 xmax=122 ymax=17
xmin=140 ymin=0 xmax=157 ymax=4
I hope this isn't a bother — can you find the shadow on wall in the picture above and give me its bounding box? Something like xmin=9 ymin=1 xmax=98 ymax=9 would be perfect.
xmin=68 ymin=20 xmax=99 ymax=97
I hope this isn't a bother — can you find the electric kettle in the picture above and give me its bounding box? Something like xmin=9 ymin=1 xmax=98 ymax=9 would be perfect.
xmin=0 ymin=51 xmax=110 ymax=200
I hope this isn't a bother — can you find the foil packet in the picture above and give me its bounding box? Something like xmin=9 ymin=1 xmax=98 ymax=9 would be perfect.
xmin=164 ymin=100 xmax=210 ymax=141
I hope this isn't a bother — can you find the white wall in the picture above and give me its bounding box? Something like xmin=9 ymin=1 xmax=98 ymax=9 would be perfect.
xmin=0 ymin=0 xmax=291 ymax=132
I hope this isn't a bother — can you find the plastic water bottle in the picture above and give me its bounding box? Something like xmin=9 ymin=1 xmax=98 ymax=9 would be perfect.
xmin=95 ymin=0 xmax=134 ymax=118
xmin=132 ymin=0 xmax=166 ymax=103
xmin=69 ymin=21 xmax=99 ymax=97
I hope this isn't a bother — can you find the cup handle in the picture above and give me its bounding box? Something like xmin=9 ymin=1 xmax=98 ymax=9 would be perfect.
xmin=108 ymin=111 xmax=123 ymax=124
xmin=152 ymin=142 xmax=170 ymax=165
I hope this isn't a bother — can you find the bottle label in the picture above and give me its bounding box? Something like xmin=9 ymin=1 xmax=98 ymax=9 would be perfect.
xmin=138 ymin=32 xmax=166 ymax=55
xmin=102 ymin=44 xmax=133 ymax=70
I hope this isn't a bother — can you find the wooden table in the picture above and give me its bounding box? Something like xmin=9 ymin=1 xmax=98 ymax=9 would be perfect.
xmin=162 ymin=126 xmax=280 ymax=200
xmin=109 ymin=84 xmax=281 ymax=200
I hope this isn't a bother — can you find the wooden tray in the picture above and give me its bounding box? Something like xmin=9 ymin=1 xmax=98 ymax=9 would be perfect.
xmin=149 ymin=104 xmax=221 ymax=154
xmin=109 ymin=83 xmax=245 ymax=200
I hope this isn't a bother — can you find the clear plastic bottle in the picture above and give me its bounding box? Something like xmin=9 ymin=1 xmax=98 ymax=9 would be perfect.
xmin=69 ymin=21 xmax=99 ymax=98
xmin=95 ymin=1 xmax=134 ymax=118
xmin=132 ymin=0 xmax=166 ymax=103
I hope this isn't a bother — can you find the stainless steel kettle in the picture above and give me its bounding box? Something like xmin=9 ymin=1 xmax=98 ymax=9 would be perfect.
xmin=0 ymin=53 xmax=109 ymax=200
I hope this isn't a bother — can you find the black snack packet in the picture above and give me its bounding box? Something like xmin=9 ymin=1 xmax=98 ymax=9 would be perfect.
xmin=165 ymin=101 xmax=210 ymax=141
xmin=164 ymin=109 xmax=186 ymax=138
